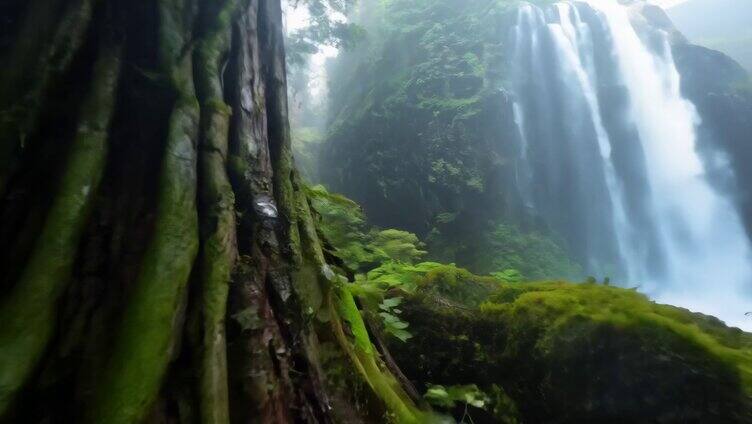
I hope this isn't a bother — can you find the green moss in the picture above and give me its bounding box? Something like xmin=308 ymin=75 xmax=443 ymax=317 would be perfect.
xmin=380 ymin=264 xmax=752 ymax=422
xmin=88 ymin=12 xmax=200 ymax=418
xmin=335 ymin=284 xmax=374 ymax=354
xmin=328 ymin=286 xmax=446 ymax=424
xmin=482 ymin=282 xmax=752 ymax=391
xmin=293 ymin=185 xmax=329 ymax=316
xmin=193 ymin=1 xmax=240 ymax=422
xmin=0 ymin=47 xmax=121 ymax=417
xmin=89 ymin=94 xmax=200 ymax=424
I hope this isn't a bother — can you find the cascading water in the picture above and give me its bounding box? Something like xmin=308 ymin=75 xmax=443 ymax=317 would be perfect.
xmin=511 ymin=0 xmax=752 ymax=329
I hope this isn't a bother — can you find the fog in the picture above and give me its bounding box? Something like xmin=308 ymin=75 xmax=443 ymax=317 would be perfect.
xmin=285 ymin=0 xmax=752 ymax=330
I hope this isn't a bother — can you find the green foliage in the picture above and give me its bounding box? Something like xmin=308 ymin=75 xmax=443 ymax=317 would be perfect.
xmin=321 ymin=0 xmax=585 ymax=285
xmin=285 ymin=0 xmax=365 ymax=66
xmin=424 ymin=384 xmax=490 ymax=409
xmin=307 ymin=184 xmax=426 ymax=272
xmin=232 ymin=306 xmax=263 ymax=331
xmin=481 ymin=224 xmax=581 ymax=279
xmin=358 ymin=261 xmax=500 ymax=309
xmin=428 ymin=222 xmax=582 ymax=281
xmin=363 ymin=261 xmax=445 ymax=293
xmin=379 ymin=296 xmax=413 ymax=342
xmin=322 ymin=0 xmax=520 ymax=239
xmin=491 ymin=269 xmax=522 ymax=283
xmin=371 ymin=229 xmax=428 ymax=263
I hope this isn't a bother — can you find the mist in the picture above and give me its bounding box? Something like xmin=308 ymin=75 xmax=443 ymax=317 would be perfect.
xmin=2 ymin=0 xmax=752 ymax=421
xmin=285 ymin=0 xmax=752 ymax=329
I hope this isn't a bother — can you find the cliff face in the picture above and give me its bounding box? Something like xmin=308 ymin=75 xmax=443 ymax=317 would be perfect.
xmin=637 ymin=1 xmax=752 ymax=238
xmin=318 ymin=0 xmax=752 ymax=281
xmin=667 ymin=0 xmax=752 ymax=71
xmin=320 ymin=0 xmax=580 ymax=279
xmin=672 ymin=42 xmax=752 ymax=237
xmin=321 ymin=0 xmax=522 ymax=236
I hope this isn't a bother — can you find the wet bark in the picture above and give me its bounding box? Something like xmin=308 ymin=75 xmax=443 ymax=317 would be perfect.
xmin=0 ymin=0 xmax=430 ymax=423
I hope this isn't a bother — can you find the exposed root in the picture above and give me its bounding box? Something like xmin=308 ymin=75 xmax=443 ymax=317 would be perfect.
xmin=0 ymin=44 xmax=121 ymax=417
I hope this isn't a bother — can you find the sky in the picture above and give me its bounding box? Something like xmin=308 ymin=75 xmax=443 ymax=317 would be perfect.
xmin=282 ymin=1 xmax=341 ymax=99
xmin=282 ymin=0 xmax=693 ymax=33
xmin=651 ymin=0 xmax=690 ymax=7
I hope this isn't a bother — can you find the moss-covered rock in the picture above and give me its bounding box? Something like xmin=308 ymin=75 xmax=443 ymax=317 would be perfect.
xmin=318 ymin=0 xmax=585 ymax=281
xmin=322 ymin=0 xmax=522 ymax=236
xmin=366 ymin=263 xmax=752 ymax=423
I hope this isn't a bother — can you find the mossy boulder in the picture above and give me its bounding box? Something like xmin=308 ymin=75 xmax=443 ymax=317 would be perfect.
xmin=367 ymin=263 xmax=752 ymax=423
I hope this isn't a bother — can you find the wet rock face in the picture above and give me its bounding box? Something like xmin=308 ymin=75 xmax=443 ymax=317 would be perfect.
xmin=321 ymin=0 xmax=526 ymax=239
xmin=322 ymin=87 xmax=518 ymax=238
xmin=631 ymin=3 xmax=687 ymax=43
xmin=672 ymin=42 xmax=752 ymax=237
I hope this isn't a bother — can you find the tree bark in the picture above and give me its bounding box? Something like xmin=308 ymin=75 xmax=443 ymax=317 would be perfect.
xmin=0 ymin=0 xmax=433 ymax=423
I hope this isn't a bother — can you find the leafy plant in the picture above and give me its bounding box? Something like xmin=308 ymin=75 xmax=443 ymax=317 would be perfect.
xmin=491 ymin=269 xmax=523 ymax=283
xmin=424 ymin=384 xmax=490 ymax=409
xmin=365 ymin=261 xmax=446 ymax=293
xmin=379 ymin=296 xmax=413 ymax=342
xmin=370 ymin=229 xmax=428 ymax=263
xmin=307 ymin=185 xmax=427 ymax=273
xmin=285 ymin=0 xmax=365 ymax=66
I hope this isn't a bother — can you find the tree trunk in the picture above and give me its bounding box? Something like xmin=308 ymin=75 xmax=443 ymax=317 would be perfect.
xmin=0 ymin=0 xmax=432 ymax=422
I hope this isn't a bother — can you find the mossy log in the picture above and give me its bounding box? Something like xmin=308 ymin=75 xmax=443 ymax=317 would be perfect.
xmin=0 ymin=0 xmax=434 ymax=422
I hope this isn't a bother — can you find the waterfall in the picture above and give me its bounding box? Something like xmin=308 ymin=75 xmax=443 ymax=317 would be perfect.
xmin=511 ymin=0 xmax=752 ymax=329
